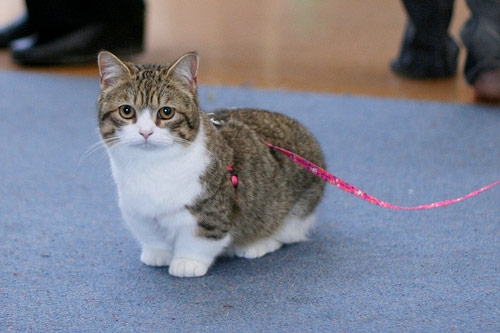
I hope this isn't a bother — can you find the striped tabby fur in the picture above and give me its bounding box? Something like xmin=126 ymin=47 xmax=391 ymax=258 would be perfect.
xmin=97 ymin=51 xmax=325 ymax=277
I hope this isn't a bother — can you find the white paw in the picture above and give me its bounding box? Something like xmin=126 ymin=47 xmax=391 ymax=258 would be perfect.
xmin=234 ymin=238 xmax=282 ymax=259
xmin=169 ymin=258 xmax=209 ymax=277
xmin=140 ymin=248 xmax=172 ymax=267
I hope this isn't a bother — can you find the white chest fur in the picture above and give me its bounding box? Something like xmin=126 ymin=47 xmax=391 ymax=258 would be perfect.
xmin=108 ymin=128 xmax=209 ymax=224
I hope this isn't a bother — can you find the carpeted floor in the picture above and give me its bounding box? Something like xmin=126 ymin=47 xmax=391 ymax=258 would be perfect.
xmin=0 ymin=71 xmax=499 ymax=332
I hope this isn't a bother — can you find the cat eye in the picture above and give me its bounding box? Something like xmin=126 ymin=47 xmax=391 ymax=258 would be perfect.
xmin=157 ymin=106 xmax=176 ymax=120
xmin=118 ymin=105 xmax=136 ymax=119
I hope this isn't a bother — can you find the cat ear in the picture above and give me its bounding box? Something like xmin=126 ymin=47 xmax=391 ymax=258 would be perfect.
xmin=167 ymin=52 xmax=199 ymax=91
xmin=98 ymin=51 xmax=132 ymax=89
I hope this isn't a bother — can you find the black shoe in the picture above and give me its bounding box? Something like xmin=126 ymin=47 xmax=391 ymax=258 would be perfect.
xmin=391 ymin=24 xmax=459 ymax=79
xmin=11 ymin=18 xmax=144 ymax=66
xmin=0 ymin=15 xmax=34 ymax=49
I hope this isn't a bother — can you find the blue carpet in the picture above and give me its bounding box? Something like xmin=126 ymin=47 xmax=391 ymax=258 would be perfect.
xmin=1 ymin=71 xmax=499 ymax=332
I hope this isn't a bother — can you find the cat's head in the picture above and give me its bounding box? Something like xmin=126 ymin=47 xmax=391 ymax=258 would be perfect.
xmin=97 ymin=51 xmax=201 ymax=151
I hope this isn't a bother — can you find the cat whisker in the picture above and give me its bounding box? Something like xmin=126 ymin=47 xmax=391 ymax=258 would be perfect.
xmin=76 ymin=137 xmax=123 ymax=176
xmin=79 ymin=137 xmax=117 ymax=160
xmin=76 ymin=140 xmax=109 ymax=174
xmin=79 ymin=141 xmax=107 ymax=164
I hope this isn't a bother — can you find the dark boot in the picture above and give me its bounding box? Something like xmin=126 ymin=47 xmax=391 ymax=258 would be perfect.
xmin=11 ymin=18 xmax=144 ymax=65
xmin=0 ymin=15 xmax=34 ymax=49
xmin=10 ymin=0 xmax=145 ymax=65
xmin=391 ymin=0 xmax=458 ymax=79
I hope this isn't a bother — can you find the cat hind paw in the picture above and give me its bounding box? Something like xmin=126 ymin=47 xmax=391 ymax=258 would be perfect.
xmin=234 ymin=238 xmax=282 ymax=259
xmin=140 ymin=248 xmax=172 ymax=267
xmin=169 ymin=258 xmax=209 ymax=277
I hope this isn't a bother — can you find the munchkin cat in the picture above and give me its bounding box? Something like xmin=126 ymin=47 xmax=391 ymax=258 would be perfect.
xmin=97 ymin=51 xmax=325 ymax=277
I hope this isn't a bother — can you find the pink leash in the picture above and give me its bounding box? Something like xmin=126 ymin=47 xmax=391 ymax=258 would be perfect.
xmin=266 ymin=142 xmax=500 ymax=210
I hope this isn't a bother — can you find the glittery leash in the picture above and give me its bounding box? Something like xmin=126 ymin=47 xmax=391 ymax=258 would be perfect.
xmin=266 ymin=142 xmax=500 ymax=210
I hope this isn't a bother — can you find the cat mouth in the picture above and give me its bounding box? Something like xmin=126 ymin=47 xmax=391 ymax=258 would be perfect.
xmin=132 ymin=141 xmax=163 ymax=150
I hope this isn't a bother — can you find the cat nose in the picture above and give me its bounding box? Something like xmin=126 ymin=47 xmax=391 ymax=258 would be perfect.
xmin=139 ymin=129 xmax=153 ymax=139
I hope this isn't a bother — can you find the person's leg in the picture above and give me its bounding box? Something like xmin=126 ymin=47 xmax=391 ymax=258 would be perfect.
xmin=391 ymin=0 xmax=459 ymax=79
xmin=460 ymin=0 xmax=500 ymax=100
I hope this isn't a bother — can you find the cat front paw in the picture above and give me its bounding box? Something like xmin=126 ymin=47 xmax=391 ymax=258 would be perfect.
xmin=140 ymin=248 xmax=172 ymax=267
xmin=169 ymin=258 xmax=209 ymax=277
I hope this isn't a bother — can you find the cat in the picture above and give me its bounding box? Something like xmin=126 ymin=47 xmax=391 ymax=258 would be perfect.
xmin=97 ymin=51 xmax=326 ymax=277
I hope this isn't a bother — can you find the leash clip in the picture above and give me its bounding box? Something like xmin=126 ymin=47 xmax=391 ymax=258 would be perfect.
xmin=207 ymin=113 xmax=225 ymax=127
